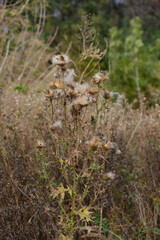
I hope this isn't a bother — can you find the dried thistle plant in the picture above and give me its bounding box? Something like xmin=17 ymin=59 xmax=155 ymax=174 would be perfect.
xmin=43 ymin=48 xmax=120 ymax=238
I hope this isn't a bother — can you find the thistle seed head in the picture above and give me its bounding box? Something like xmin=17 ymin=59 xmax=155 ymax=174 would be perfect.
xmin=103 ymin=141 xmax=116 ymax=151
xmin=106 ymin=172 xmax=116 ymax=180
xmin=64 ymin=68 xmax=75 ymax=86
xmin=36 ymin=140 xmax=45 ymax=149
xmin=93 ymin=72 xmax=109 ymax=85
xmin=88 ymin=87 xmax=99 ymax=96
xmin=103 ymin=90 xmax=112 ymax=99
xmin=74 ymin=83 xmax=90 ymax=95
xmin=50 ymin=120 xmax=62 ymax=132
xmin=73 ymin=95 xmax=91 ymax=108
xmin=54 ymin=80 xmax=64 ymax=89
xmin=45 ymin=89 xmax=55 ymax=98
xmin=87 ymin=137 xmax=99 ymax=150
xmin=52 ymin=54 xmax=70 ymax=66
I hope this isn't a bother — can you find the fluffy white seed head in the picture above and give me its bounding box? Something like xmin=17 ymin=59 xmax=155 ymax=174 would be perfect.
xmin=106 ymin=172 xmax=116 ymax=180
xmin=64 ymin=69 xmax=75 ymax=85
xmin=93 ymin=72 xmax=109 ymax=84
xmin=52 ymin=54 xmax=70 ymax=66
xmin=74 ymin=82 xmax=89 ymax=95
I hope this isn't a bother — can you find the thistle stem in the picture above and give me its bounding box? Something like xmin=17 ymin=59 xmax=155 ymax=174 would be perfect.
xmin=50 ymin=99 xmax=54 ymax=121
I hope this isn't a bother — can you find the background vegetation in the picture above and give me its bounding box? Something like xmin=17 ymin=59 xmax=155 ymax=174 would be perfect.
xmin=1 ymin=0 xmax=160 ymax=103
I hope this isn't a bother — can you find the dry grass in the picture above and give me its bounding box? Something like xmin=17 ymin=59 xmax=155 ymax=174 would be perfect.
xmin=0 ymin=2 xmax=160 ymax=240
xmin=1 ymin=68 xmax=160 ymax=240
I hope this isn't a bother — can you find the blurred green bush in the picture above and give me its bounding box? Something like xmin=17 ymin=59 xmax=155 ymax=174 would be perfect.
xmin=108 ymin=17 xmax=160 ymax=104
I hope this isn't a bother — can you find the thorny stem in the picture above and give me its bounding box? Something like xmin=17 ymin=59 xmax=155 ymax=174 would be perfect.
xmin=95 ymin=86 xmax=100 ymax=132
xmin=100 ymin=205 xmax=103 ymax=237
xmin=78 ymin=148 xmax=91 ymax=178
xmin=72 ymin=167 xmax=76 ymax=211
xmin=61 ymin=162 xmax=71 ymax=189
xmin=79 ymin=154 xmax=98 ymax=207
xmin=75 ymin=116 xmax=81 ymax=150
xmin=76 ymin=107 xmax=87 ymax=149
xmin=63 ymin=98 xmax=67 ymax=135
xmin=99 ymin=182 xmax=104 ymax=237
xmin=80 ymin=171 xmax=93 ymax=205
xmin=50 ymin=98 xmax=54 ymax=121
xmin=71 ymin=166 xmax=76 ymax=229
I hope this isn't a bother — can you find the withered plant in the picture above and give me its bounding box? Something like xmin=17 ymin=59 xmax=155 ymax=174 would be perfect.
xmin=43 ymin=49 xmax=121 ymax=239
xmin=0 ymin=4 xmax=160 ymax=240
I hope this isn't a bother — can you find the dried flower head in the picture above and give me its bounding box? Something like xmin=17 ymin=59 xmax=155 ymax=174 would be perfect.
xmin=87 ymin=137 xmax=99 ymax=150
xmin=72 ymin=95 xmax=91 ymax=111
xmin=65 ymin=87 xmax=74 ymax=97
xmin=49 ymin=82 xmax=56 ymax=89
xmin=74 ymin=83 xmax=89 ymax=95
xmin=54 ymin=89 xmax=65 ymax=98
xmin=45 ymin=89 xmax=55 ymax=98
xmin=54 ymin=80 xmax=64 ymax=89
xmin=116 ymin=149 xmax=121 ymax=155
xmin=64 ymin=68 xmax=75 ymax=87
xmin=93 ymin=72 xmax=109 ymax=85
xmin=103 ymin=141 xmax=116 ymax=151
xmin=50 ymin=120 xmax=62 ymax=132
xmin=52 ymin=54 xmax=70 ymax=66
xmin=103 ymin=90 xmax=111 ymax=99
xmin=88 ymin=87 xmax=99 ymax=96
xmin=106 ymin=172 xmax=116 ymax=180
xmin=36 ymin=140 xmax=45 ymax=149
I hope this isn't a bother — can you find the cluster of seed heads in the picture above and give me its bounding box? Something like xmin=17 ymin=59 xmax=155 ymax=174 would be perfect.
xmin=36 ymin=54 xmax=121 ymax=180
xmin=45 ymin=54 xmax=111 ymax=115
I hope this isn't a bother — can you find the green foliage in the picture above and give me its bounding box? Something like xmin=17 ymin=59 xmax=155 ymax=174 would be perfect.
xmin=14 ymin=85 xmax=29 ymax=93
xmin=92 ymin=211 xmax=110 ymax=236
xmin=132 ymin=227 xmax=160 ymax=239
xmin=109 ymin=17 xmax=160 ymax=103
